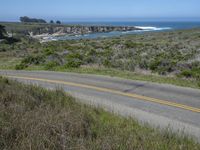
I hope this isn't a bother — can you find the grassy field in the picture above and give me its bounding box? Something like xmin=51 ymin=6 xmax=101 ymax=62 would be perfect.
xmin=1 ymin=22 xmax=200 ymax=89
xmin=0 ymin=57 xmax=21 ymax=69
xmin=0 ymin=77 xmax=200 ymax=149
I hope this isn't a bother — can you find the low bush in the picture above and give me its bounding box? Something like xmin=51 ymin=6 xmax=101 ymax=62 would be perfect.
xmin=43 ymin=47 xmax=55 ymax=56
xmin=180 ymin=69 xmax=200 ymax=79
xmin=125 ymin=41 xmax=144 ymax=48
xmin=65 ymin=53 xmax=83 ymax=68
xmin=180 ymin=70 xmax=193 ymax=78
xmin=65 ymin=59 xmax=82 ymax=68
xmin=15 ymin=55 xmax=46 ymax=70
xmin=4 ymin=37 xmax=20 ymax=44
xmin=21 ymin=55 xmax=45 ymax=65
xmin=44 ymin=61 xmax=60 ymax=70
xmin=15 ymin=63 xmax=28 ymax=70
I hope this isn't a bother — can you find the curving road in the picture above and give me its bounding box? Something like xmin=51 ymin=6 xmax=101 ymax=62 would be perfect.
xmin=0 ymin=70 xmax=200 ymax=141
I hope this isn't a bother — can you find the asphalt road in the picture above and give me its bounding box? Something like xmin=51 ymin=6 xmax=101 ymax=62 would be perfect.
xmin=0 ymin=70 xmax=200 ymax=141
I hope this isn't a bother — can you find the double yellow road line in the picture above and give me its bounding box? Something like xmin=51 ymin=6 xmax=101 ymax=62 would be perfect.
xmin=6 ymin=75 xmax=200 ymax=113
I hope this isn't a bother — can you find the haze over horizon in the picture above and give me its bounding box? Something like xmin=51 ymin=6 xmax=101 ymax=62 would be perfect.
xmin=1 ymin=0 xmax=200 ymax=22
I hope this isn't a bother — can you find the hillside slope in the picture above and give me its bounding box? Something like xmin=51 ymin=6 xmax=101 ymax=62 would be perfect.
xmin=0 ymin=77 xmax=200 ymax=149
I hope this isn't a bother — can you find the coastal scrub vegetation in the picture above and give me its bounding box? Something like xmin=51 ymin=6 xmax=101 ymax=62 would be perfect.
xmin=0 ymin=25 xmax=7 ymax=39
xmin=0 ymin=77 xmax=199 ymax=149
xmin=1 ymin=22 xmax=200 ymax=88
xmin=0 ymin=24 xmax=20 ymax=44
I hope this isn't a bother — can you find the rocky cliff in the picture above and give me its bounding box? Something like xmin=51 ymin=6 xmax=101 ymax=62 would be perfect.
xmin=28 ymin=25 xmax=141 ymax=36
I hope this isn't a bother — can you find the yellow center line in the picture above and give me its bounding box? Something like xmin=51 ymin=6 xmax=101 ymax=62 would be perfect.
xmin=5 ymin=75 xmax=200 ymax=113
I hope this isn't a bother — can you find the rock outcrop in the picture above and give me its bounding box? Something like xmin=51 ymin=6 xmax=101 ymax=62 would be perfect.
xmin=28 ymin=25 xmax=141 ymax=36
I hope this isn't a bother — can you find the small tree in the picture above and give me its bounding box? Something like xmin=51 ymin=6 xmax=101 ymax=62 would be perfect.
xmin=50 ymin=20 xmax=54 ymax=24
xmin=20 ymin=16 xmax=29 ymax=22
xmin=0 ymin=25 xmax=7 ymax=39
xmin=56 ymin=20 xmax=61 ymax=24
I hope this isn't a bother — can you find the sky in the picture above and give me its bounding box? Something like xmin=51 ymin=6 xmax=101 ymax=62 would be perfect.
xmin=0 ymin=0 xmax=200 ymax=22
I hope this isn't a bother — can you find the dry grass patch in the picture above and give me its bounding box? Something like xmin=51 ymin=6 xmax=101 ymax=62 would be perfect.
xmin=0 ymin=77 xmax=199 ymax=150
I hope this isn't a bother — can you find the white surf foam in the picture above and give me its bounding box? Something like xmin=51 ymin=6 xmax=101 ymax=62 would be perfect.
xmin=135 ymin=26 xmax=172 ymax=31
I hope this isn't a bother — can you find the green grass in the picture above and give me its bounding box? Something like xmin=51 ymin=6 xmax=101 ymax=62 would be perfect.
xmin=0 ymin=57 xmax=22 ymax=70
xmin=0 ymin=77 xmax=199 ymax=149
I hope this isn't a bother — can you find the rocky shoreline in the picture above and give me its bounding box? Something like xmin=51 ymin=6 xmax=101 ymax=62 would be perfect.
xmin=29 ymin=25 xmax=141 ymax=35
xmin=29 ymin=25 xmax=142 ymax=42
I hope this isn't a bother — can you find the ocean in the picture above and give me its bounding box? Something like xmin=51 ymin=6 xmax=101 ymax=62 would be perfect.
xmin=53 ymin=21 xmax=200 ymax=40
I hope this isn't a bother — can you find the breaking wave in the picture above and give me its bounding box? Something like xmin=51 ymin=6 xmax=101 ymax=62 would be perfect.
xmin=135 ymin=26 xmax=172 ymax=31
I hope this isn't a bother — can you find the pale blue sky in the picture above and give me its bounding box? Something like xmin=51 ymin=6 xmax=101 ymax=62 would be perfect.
xmin=0 ymin=0 xmax=200 ymax=22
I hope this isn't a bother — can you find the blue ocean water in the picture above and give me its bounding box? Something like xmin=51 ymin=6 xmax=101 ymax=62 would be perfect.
xmin=64 ymin=21 xmax=200 ymax=29
xmin=53 ymin=21 xmax=200 ymax=40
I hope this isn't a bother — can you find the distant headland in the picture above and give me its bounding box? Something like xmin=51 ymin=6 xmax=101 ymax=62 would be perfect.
xmin=0 ymin=17 xmax=141 ymax=42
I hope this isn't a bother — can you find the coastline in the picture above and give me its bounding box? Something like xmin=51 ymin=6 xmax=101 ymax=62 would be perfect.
xmin=2 ymin=22 xmax=200 ymax=42
xmin=30 ymin=25 xmax=143 ymax=42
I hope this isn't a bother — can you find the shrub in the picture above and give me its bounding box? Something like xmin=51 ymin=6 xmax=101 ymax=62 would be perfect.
xmin=125 ymin=41 xmax=144 ymax=48
xmin=197 ymin=80 xmax=200 ymax=87
xmin=65 ymin=53 xmax=83 ymax=68
xmin=149 ymin=58 xmax=175 ymax=74
xmin=180 ymin=70 xmax=193 ymax=78
xmin=21 ymin=55 xmax=45 ymax=65
xmin=180 ymin=68 xmax=200 ymax=79
xmin=44 ymin=61 xmax=59 ymax=70
xmin=139 ymin=59 xmax=149 ymax=69
xmin=65 ymin=59 xmax=82 ymax=68
xmin=84 ymin=49 xmax=97 ymax=64
xmin=15 ymin=55 xmax=45 ymax=70
xmin=66 ymin=53 xmax=82 ymax=60
xmin=15 ymin=63 xmax=27 ymax=70
xmin=103 ymin=59 xmax=112 ymax=68
xmin=149 ymin=59 xmax=161 ymax=71
xmin=43 ymin=48 xmax=55 ymax=56
xmin=5 ymin=37 xmax=20 ymax=44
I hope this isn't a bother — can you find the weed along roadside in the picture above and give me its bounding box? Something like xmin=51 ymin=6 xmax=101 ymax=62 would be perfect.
xmin=0 ymin=77 xmax=200 ymax=149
